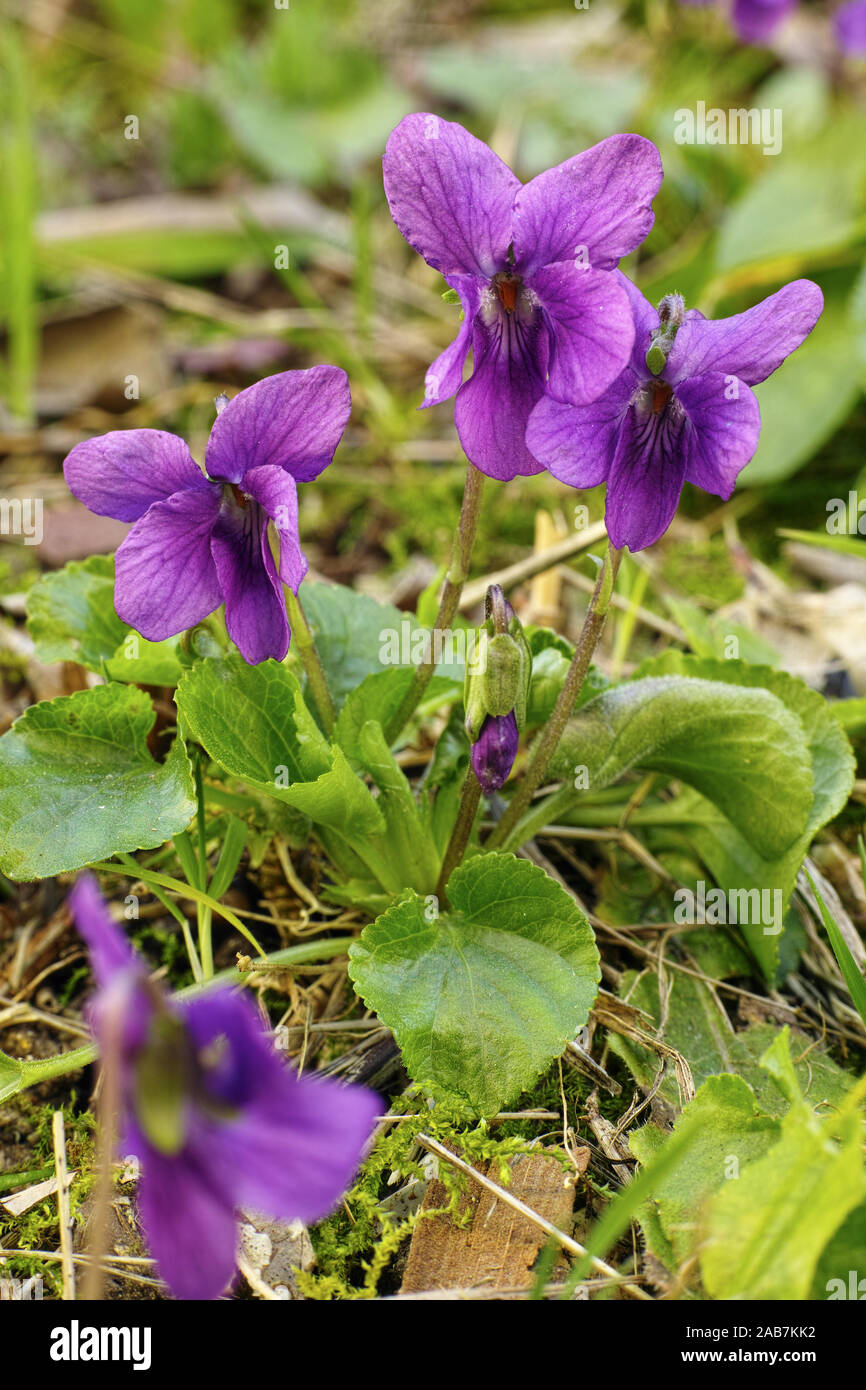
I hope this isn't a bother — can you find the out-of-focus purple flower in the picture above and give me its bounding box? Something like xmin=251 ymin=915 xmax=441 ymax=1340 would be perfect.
xmin=63 ymin=368 xmax=351 ymax=665
xmin=69 ymin=874 xmax=378 ymax=1301
xmin=836 ymin=0 xmax=866 ymax=51
xmin=527 ymin=274 xmax=823 ymax=552
xmin=471 ymin=712 xmax=520 ymax=793
xmin=730 ymin=0 xmax=796 ymax=41
xmin=678 ymin=0 xmax=795 ymax=41
xmin=383 ymin=113 xmax=663 ymax=480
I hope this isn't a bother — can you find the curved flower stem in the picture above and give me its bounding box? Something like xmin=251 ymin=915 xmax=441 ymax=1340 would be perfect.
xmin=435 ymin=769 xmax=483 ymax=903
xmin=385 ymin=461 xmax=485 ymax=743
xmin=286 ymin=588 xmax=337 ymax=734
xmin=486 ymin=541 xmax=622 ymax=853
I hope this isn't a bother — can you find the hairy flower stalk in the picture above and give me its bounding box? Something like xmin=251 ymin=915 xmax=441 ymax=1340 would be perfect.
xmin=486 ymin=543 xmax=622 ymax=854
xmin=436 ymin=586 xmax=530 ymax=897
xmin=385 ymin=459 xmax=485 ymax=742
xmin=69 ymin=876 xmax=378 ymax=1300
xmin=284 ymin=587 xmax=337 ymax=733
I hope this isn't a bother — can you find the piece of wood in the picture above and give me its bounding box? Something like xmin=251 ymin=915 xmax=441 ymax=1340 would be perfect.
xmin=400 ymin=1149 xmax=574 ymax=1294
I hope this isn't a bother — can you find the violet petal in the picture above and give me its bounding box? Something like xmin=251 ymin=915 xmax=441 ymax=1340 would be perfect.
xmin=242 ymin=464 xmax=308 ymax=593
xmin=471 ymin=712 xmax=519 ymax=793
xmin=204 ymin=366 xmax=351 ymax=486
xmin=512 ymin=134 xmax=663 ymax=277
xmin=453 ymin=310 xmax=549 ymax=480
xmin=666 ymin=280 xmax=823 ymax=387
xmin=114 ymin=486 xmax=223 ymax=641
xmin=135 ymin=1135 xmax=238 ymax=1301
xmin=604 ymin=403 xmax=689 ymax=551
xmin=421 ymin=273 xmax=484 ymax=407
xmin=64 ymin=430 xmax=210 ymax=523
xmin=210 ymin=495 xmax=289 ymax=664
xmin=383 ymin=112 xmax=519 ymax=279
xmin=678 ymin=371 xmax=761 ymax=497
xmin=531 ymin=263 xmax=635 ymax=405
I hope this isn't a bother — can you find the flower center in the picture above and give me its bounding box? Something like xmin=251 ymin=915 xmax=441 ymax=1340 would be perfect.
xmin=633 ymin=378 xmax=678 ymax=422
xmin=229 ymin=483 xmax=248 ymax=509
xmin=492 ymin=271 xmax=522 ymax=314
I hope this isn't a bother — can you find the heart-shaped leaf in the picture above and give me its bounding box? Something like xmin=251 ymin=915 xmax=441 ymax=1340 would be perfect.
xmin=349 ymin=852 xmax=600 ymax=1114
xmin=26 ymin=554 xmax=182 ymax=686
xmin=0 ymin=684 xmax=195 ymax=880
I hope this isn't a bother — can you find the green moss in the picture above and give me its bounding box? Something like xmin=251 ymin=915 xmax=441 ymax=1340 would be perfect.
xmin=0 ymin=1102 xmax=96 ymax=1299
xmin=301 ymin=1072 xmax=592 ymax=1299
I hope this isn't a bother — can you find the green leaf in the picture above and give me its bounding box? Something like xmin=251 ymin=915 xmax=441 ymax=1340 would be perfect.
xmin=176 ymin=654 xmax=401 ymax=890
xmin=811 ymin=1202 xmax=866 ymax=1299
xmin=177 ymin=654 xmax=331 ymax=792
xmin=300 ymin=580 xmax=464 ymax=710
xmin=551 ymin=673 xmax=814 ymax=860
xmin=207 ymin=815 xmax=248 ymax=902
xmin=26 ymin=555 xmax=182 ymax=685
xmin=348 ymin=852 xmax=600 ymax=1114
xmin=524 ymin=627 xmax=609 ymax=728
xmin=662 ymin=594 xmax=779 ymax=666
xmin=629 ymin=655 xmax=856 ymax=980
xmin=759 ymin=1025 xmax=802 ymax=1107
xmin=807 ymin=871 xmax=866 ymax=1028
xmin=777 ymin=528 xmax=866 ymax=560
xmin=335 ymin=668 xmax=456 ymax=763
xmin=354 ymin=721 xmax=440 ymax=895
xmin=832 ymin=696 xmax=866 ymax=736
xmin=630 ymin=1074 xmax=781 ymax=1267
xmin=275 ymin=743 xmax=384 ymax=840
xmin=0 ymin=1049 xmax=24 ymax=1105
xmin=609 ymin=970 xmax=854 ymax=1116
xmin=716 ymin=163 xmax=862 ymax=274
xmin=0 ymin=685 xmax=196 ymax=879
xmin=629 ymin=1034 xmax=863 ymax=1284
xmin=701 ymin=1103 xmax=866 ymax=1299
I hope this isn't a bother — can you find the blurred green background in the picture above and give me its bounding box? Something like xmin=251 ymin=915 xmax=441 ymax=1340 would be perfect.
xmin=1 ymin=0 xmax=865 ymax=592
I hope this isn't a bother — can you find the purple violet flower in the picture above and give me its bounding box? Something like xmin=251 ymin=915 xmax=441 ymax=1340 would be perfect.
xmin=677 ymin=0 xmax=795 ymax=42
xmin=383 ymin=114 xmax=663 ymax=480
xmin=526 ymin=274 xmax=823 ymax=552
xmin=69 ymin=874 xmax=379 ymax=1301
xmin=730 ymin=0 xmax=796 ymax=41
xmin=471 ymin=712 xmax=520 ymax=793
xmin=63 ymin=368 xmax=351 ymax=665
xmin=836 ymin=0 xmax=866 ymax=50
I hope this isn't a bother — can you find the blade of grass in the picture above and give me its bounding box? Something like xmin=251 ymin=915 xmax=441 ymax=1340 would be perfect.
xmin=207 ymin=815 xmax=248 ymax=902
xmin=559 ymin=1108 xmax=703 ymax=1298
xmin=88 ymin=860 xmax=267 ymax=959
xmin=0 ymin=22 xmax=37 ymax=423
xmin=807 ymin=870 xmax=866 ymax=1029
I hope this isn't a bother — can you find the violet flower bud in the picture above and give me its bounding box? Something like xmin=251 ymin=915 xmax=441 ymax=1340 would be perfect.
xmin=471 ymin=710 xmax=519 ymax=793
